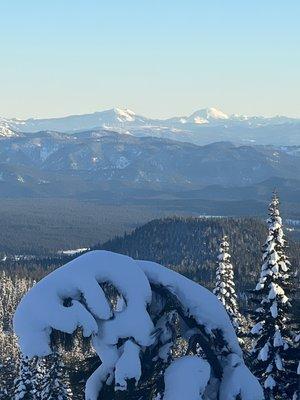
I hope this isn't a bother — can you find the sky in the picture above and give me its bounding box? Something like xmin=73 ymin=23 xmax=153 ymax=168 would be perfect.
xmin=0 ymin=0 xmax=299 ymax=119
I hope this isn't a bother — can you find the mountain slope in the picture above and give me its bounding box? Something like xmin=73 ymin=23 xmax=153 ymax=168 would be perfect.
xmin=1 ymin=132 xmax=300 ymax=198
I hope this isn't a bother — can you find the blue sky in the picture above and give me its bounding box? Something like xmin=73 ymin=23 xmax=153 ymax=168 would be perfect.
xmin=0 ymin=1 xmax=299 ymax=119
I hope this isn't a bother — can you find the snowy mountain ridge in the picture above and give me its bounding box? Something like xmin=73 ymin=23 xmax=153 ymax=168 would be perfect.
xmin=1 ymin=107 xmax=300 ymax=149
xmin=0 ymin=117 xmax=21 ymax=138
xmin=1 ymin=107 xmax=299 ymax=137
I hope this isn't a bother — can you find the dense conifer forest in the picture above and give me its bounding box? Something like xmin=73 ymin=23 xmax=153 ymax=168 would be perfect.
xmin=99 ymin=217 xmax=300 ymax=291
xmin=0 ymin=199 xmax=172 ymax=255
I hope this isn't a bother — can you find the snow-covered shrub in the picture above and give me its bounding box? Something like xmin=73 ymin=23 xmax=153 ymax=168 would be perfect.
xmin=14 ymin=250 xmax=264 ymax=399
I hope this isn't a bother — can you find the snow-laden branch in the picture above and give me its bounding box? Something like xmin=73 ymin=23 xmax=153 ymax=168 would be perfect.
xmin=14 ymin=251 xmax=154 ymax=357
xmin=14 ymin=250 xmax=263 ymax=400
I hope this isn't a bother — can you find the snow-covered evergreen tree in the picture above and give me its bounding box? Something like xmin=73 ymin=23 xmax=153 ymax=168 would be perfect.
xmin=250 ymin=193 xmax=299 ymax=399
xmin=0 ymin=360 xmax=8 ymax=399
xmin=41 ymin=352 xmax=72 ymax=400
xmin=32 ymin=357 xmax=47 ymax=400
xmin=13 ymin=354 xmax=34 ymax=400
xmin=213 ymin=235 xmax=243 ymax=334
xmin=0 ymin=270 xmax=34 ymax=396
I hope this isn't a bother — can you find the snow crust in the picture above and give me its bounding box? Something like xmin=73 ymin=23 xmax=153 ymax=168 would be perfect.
xmin=219 ymin=354 xmax=264 ymax=400
xmin=114 ymin=340 xmax=141 ymax=391
xmin=251 ymin=322 xmax=263 ymax=335
xmin=258 ymin=341 xmax=270 ymax=361
xmin=163 ymin=356 xmax=210 ymax=400
xmin=264 ymin=375 xmax=276 ymax=389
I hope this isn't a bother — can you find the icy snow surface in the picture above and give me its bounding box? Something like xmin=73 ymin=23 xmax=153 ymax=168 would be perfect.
xmin=114 ymin=340 xmax=141 ymax=391
xmin=219 ymin=354 xmax=264 ymax=400
xmin=163 ymin=356 xmax=210 ymax=400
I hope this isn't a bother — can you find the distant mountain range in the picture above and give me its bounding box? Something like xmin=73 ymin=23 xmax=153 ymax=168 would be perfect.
xmin=0 ymin=128 xmax=299 ymax=211
xmin=0 ymin=107 xmax=299 ymax=219
xmin=1 ymin=107 xmax=300 ymax=146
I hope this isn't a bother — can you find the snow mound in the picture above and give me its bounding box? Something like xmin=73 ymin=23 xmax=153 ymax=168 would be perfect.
xmin=163 ymin=356 xmax=210 ymax=400
xmin=219 ymin=354 xmax=264 ymax=400
xmin=114 ymin=340 xmax=141 ymax=391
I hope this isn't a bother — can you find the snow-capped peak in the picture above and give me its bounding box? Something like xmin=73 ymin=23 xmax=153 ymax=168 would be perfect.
xmin=0 ymin=107 xmax=298 ymax=137
xmin=205 ymin=107 xmax=229 ymax=120
xmin=186 ymin=108 xmax=229 ymax=124
xmin=113 ymin=107 xmax=136 ymax=122
xmin=0 ymin=118 xmax=19 ymax=137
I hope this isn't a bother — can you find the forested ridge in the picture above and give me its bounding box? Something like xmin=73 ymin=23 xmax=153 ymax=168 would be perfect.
xmin=2 ymin=216 xmax=299 ymax=291
xmin=98 ymin=216 xmax=300 ymax=291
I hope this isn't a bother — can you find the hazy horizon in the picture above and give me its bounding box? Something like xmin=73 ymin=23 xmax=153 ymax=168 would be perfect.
xmin=2 ymin=105 xmax=300 ymax=121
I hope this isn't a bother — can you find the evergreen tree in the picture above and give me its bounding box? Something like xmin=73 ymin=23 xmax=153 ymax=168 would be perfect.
xmin=213 ymin=235 xmax=243 ymax=334
xmin=32 ymin=357 xmax=47 ymax=400
xmin=250 ymin=193 xmax=299 ymax=399
xmin=13 ymin=354 xmax=34 ymax=400
xmin=0 ymin=361 xmax=8 ymax=399
xmin=41 ymin=352 xmax=73 ymax=400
